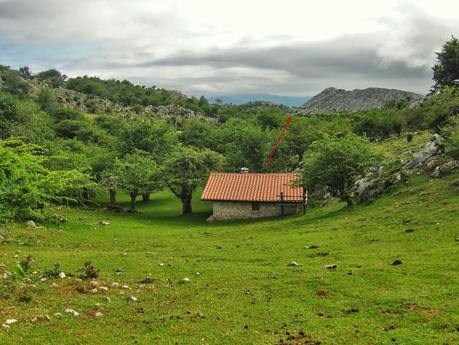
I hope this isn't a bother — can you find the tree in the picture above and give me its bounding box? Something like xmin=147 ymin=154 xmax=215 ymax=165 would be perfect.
xmin=37 ymin=88 xmax=58 ymax=113
xmin=0 ymin=140 xmax=95 ymax=221
xmin=432 ymin=36 xmax=459 ymax=91
xmin=302 ymin=134 xmax=382 ymax=207
xmin=112 ymin=150 xmax=162 ymax=211
xmin=18 ymin=66 xmax=32 ymax=79
xmin=121 ymin=120 xmax=179 ymax=163
xmin=164 ymin=147 xmax=222 ymax=214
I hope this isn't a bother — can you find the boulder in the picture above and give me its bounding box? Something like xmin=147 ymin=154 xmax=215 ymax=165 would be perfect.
xmin=431 ymin=160 xmax=459 ymax=178
xmin=26 ymin=220 xmax=37 ymax=228
xmin=287 ymin=261 xmax=300 ymax=267
xmin=405 ymin=134 xmax=443 ymax=169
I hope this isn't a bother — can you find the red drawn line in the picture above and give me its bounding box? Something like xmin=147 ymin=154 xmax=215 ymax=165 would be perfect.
xmin=265 ymin=115 xmax=291 ymax=167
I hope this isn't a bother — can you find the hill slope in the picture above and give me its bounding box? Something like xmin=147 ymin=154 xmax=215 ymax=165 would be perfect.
xmin=298 ymin=87 xmax=423 ymax=114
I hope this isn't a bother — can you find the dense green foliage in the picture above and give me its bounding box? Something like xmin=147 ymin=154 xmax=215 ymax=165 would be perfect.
xmin=432 ymin=36 xmax=459 ymax=91
xmin=164 ymin=147 xmax=223 ymax=213
xmin=1 ymin=48 xmax=459 ymax=220
xmin=303 ymin=134 xmax=382 ymax=206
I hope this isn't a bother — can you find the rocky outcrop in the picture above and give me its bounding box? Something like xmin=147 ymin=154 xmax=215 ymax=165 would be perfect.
xmin=404 ymin=134 xmax=444 ymax=169
xmin=354 ymin=166 xmax=405 ymax=203
xmin=297 ymin=87 xmax=422 ymax=114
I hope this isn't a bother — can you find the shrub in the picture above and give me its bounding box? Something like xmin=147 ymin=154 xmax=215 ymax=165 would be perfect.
xmin=77 ymin=262 xmax=99 ymax=280
xmin=43 ymin=263 xmax=62 ymax=279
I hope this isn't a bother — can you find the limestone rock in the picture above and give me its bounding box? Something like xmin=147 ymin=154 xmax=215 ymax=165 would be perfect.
xmin=431 ymin=160 xmax=459 ymax=178
xmin=287 ymin=261 xmax=300 ymax=267
xmin=405 ymin=134 xmax=443 ymax=169
xmin=64 ymin=308 xmax=79 ymax=316
xmin=26 ymin=220 xmax=37 ymax=228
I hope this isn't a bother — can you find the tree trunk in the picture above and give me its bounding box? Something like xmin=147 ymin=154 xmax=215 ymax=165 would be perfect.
xmin=82 ymin=188 xmax=89 ymax=201
xmin=142 ymin=192 xmax=150 ymax=202
xmin=343 ymin=194 xmax=353 ymax=207
xmin=130 ymin=190 xmax=138 ymax=211
xmin=181 ymin=193 xmax=192 ymax=214
xmin=109 ymin=189 xmax=117 ymax=205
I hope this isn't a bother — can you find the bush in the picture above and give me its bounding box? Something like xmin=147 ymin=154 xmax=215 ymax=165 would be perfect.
xmin=37 ymin=88 xmax=58 ymax=113
xmin=77 ymin=262 xmax=99 ymax=280
xmin=302 ymin=133 xmax=383 ymax=207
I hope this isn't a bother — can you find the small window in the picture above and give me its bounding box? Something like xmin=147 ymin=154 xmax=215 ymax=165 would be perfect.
xmin=251 ymin=202 xmax=260 ymax=211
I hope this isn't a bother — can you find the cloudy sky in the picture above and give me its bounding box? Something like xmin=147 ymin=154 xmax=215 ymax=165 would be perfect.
xmin=0 ymin=0 xmax=458 ymax=97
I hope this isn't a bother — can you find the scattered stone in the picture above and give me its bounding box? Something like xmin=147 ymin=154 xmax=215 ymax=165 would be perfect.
xmin=121 ymin=285 xmax=131 ymax=290
xmin=111 ymin=282 xmax=119 ymax=287
xmin=94 ymin=311 xmax=103 ymax=318
xmin=53 ymin=313 xmax=63 ymax=318
xmin=158 ymin=262 xmax=165 ymax=267
xmin=89 ymin=280 xmax=99 ymax=288
xmin=3 ymin=319 xmax=18 ymax=326
xmin=65 ymin=308 xmax=79 ymax=316
xmin=287 ymin=261 xmax=300 ymax=267
xmin=197 ymin=312 xmax=205 ymax=318
xmin=324 ymin=264 xmax=337 ymax=270
xmin=392 ymin=259 xmax=403 ymax=266
xmin=216 ymin=245 xmax=224 ymax=249
xmin=128 ymin=296 xmax=138 ymax=302
xmin=304 ymin=245 xmax=319 ymax=249
xmin=180 ymin=277 xmax=191 ymax=284
xmin=99 ymin=286 xmax=109 ymax=292
xmin=58 ymin=271 xmax=66 ymax=279
xmin=2 ymin=271 xmax=12 ymax=279
xmin=90 ymin=288 xmax=98 ymax=293
xmin=31 ymin=315 xmax=50 ymax=323
xmin=139 ymin=277 xmax=156 ymax=284
xmin=116 ymin=268 xmax=124 ymax=275
xmin=26 ymin=220 xmax=37 ymax=228
xmin=98 ymin=220 xmax=110 ymax=225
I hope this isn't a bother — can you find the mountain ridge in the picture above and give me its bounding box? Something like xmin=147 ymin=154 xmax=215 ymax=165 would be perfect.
xmin=297 ymin=87 xmax=423 ymax=114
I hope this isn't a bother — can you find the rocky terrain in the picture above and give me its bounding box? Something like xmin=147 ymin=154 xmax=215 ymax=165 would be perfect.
xmin=297 ymin=87 xmax=423 ymax=114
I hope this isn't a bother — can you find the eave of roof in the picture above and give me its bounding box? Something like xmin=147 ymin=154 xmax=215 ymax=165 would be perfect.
xmin=201 ymin=172 xmax=303 ymax=203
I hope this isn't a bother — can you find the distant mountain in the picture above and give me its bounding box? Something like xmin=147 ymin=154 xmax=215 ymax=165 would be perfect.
xmin=297 ymin=87 xmax=423 ymax=114
xmin=209 ymin=94 xmax=310 ymax=107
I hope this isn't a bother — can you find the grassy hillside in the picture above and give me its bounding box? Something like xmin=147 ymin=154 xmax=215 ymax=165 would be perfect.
xmin=1 ymin=170 xmax=458 ymax=344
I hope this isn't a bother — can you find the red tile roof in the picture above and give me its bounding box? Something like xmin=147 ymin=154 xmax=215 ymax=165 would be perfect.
xmin=201 ymin=172 xmax=303 ymax=203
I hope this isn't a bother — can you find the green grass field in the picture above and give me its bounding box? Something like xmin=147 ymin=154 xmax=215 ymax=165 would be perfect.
xmin=1 ymin=171 xmax=459 ymax=344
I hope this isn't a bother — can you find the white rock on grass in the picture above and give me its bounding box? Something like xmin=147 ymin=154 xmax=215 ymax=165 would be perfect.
xmin=287 ymin=261 xmax=300 ymax=266
xmin=180 ymin=277 xmax=191 ymax=284
xmin=128 ymin=296 xmax=138 ymax=302
xmin=58 ymin=272 xmax=66 ymax=279
xmin=64 ymin=308 xmax=79 ymax=316
xmin=3 ymin=319 xmax=18 ymax=325
xmin=31 ymin=315 xmax=50 ymax=323
xmin=99 ymin=286 xmax=109 ymax=292
xmin=26 ymin=220 xmax=37 ymax=228
xmin=121 ymin=285 xmax=131 ymax=290
xmin=94 ymin=311 xmax=103 ymax=318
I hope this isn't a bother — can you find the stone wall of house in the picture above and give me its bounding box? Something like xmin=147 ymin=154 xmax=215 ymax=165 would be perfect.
xmin=211 ymin=201 xmax=299 ymax=221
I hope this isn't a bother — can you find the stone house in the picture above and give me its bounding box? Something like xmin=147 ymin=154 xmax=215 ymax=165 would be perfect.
xmin=201 ymin=171 xmax=305 ymax=221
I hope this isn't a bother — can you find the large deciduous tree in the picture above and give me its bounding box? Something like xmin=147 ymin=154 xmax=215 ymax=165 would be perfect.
xmin=164 ymin=147 xmax=222 ymax=214
xmin=112 ymin=150 xmax=162 ymax=211
xmin=432 ymin=36 xmax=459 ymax=91
xmin=302 ymin=134 xmax=382 ymax=207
